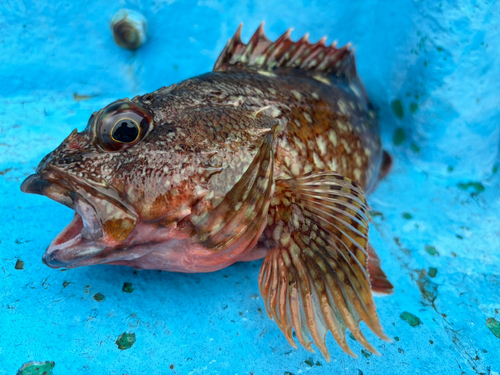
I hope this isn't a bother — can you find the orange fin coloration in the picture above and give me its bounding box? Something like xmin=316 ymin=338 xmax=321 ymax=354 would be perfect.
xmin=367 ymin=243 xmax=394 ymax=295
xmin=214 ymin=23 xmax=358 ymax=82
xmin=258 ymin=171 xmax=391 ymax=361
xmin=190 ymin=125 xmax=278 ymax=258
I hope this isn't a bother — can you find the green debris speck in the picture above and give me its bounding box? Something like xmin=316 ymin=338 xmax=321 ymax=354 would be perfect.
xmin=62 ymin=281 xmax=71 ymax=288
xmin=349 ymin=332 xmax=357 ymax=341
xmin=436 ymin=46 xmax=444 ymax=52
xmin=73 ymin=93 xmax=95 ymax=102
xmin=391 ymin=99 xmax=405 ymax=119
xmin=361 ymin=349 xmax=372 ymax=358
xmin=400 ymin=311 xmax=422 ymax=327
xmin=418 ymin=270 xmax=438 ymax=303
xmin=370 ymin=211 xmax=384 ymax=219
xmin=486 ymin=318 xmax=500 ymax=338
xmin=304 ymin=358 xmax=314 ymax=367
xmin=493 ymin=165 xmax=498 ymax=174
xmin=425 ymin=245 xmax=439 ymax=256
xmin=15 ymin=259 xmax=24 ymax=270
xmin=122 ymin=282 xmax=134 ymax=293
xmin=424 ymin=60 xmax=428 ymax=67
xmin=94 ymin=293 xmax=105 ymax=302
xmin=428 ymin=267 xmax=438 ymax=278
xmin=17 ymin=361 xmax=55 ymax=375
xmin=394 ymin=336 xmax=400 ymax=341
xmin=0 ymin=167 xmax=12 ymax=176
xmin=402 ymin=212 xmax=412 ymax=220
xmin=447 ymin=166 xmax=454 ymax=172
xmin=393 ymin=128 xmax=406 ymax=146
xmin=284 ymin=372 xmax=295 ymax=375
xmin=116 ymin=332 xmax=136 ymax=350
xmin=457 ymin=182 xmax=485 ymax=195
xmin=409 ymin=102 xmax=419 ymax=114
xmin=456 ymin=234 xmax=463 ymax=240
xmin=410 ymin=143 xmax=421 ymax=153
xmin=315 ymin=361 xmax=322 ymax=366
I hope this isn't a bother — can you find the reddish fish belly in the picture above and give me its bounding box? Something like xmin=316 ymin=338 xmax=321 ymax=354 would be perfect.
xmin=42 ymin=211 xmax=264 ymax=272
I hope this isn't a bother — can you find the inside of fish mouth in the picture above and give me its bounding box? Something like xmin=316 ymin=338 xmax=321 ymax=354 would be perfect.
xmin=23 ymin=175 xmax=105 ymax=244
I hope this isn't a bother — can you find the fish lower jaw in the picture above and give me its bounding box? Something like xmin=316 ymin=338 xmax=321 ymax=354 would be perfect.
xmin=43 ymin=213 xmax=106 ymax=268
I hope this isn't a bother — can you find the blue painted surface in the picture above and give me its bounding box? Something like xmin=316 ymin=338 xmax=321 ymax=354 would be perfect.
xmin=1 ymin=1 xmax=500 ymax=374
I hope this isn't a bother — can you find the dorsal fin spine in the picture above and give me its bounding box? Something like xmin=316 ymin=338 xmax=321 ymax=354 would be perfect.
xmin=214 ymin=24 xmax=359 ymax=82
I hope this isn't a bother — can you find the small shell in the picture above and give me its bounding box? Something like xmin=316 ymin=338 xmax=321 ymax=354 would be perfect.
xmin=111 ymin=9 xmax=147 ymax=50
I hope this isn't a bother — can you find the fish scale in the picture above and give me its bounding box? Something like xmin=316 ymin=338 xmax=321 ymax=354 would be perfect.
xmin=21 ymin=23 xmax=394 ymax=361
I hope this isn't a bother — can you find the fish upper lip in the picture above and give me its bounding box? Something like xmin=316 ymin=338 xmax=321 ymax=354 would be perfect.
xmin=21 ymin=174 xmax=75 ymax=209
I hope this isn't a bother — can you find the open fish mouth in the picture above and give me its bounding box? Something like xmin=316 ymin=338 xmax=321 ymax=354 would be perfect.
xmin=21 ymin=172 xmax=136 ymax=268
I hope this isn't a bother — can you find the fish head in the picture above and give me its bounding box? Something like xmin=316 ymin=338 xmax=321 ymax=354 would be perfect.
xmin=21 ymin=98 xmax=205 ymax=269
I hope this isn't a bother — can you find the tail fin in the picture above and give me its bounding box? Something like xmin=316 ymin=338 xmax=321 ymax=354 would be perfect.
xmin=367 ymin=243 xmax=394 ymax=295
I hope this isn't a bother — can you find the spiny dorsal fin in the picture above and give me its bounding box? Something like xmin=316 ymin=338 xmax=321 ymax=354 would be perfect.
xmin=214 ymin=23 xmax=358 ymax=81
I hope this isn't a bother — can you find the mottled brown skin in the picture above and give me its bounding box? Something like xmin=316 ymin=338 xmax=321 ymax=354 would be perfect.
xmin=21 ymin=25 xmax=393 ymax=360
xmin=27 ymin=70 xmax=380 ymax=269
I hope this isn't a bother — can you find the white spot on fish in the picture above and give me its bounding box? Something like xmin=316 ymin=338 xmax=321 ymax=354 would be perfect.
xmin=258 ymin=70 xmax=276 ymax=77
xmin=341 ymin=139 xmax=352 ymax=154
xmin=353 ymin=168 xmax=361 ymax=182
xmin=313 ymin=152 xmax=325 ymax=169
xmin=291 ymin=90 xmax=303 ymax=101
xmin=349 ymin=82 xmax=362 ymax=98
xmin=303 ymin=112 xmax=312 ymax=123
xmin=316 ymin=136 xmax=327 ymax=155
xmin=273 ymin=224 xmax=283 ymax=241
xmin=338 ymin=100 xmax=348 ymax=114
xmin=313 ymin=75 xmax=331 ymax=85
xmin=341 ymin=155 xmax=347 ymax=170
xmin=327 ymin=159 xmax=338 ymax=171
xmin=328 ymin=130 xmax=338 ymax=147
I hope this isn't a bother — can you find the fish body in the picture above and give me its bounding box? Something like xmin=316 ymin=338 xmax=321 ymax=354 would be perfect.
xmin=22 ymin=24 xmax=393 ymax=360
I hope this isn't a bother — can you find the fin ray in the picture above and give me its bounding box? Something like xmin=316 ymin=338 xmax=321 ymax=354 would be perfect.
xmin=214 ymin=24 xmax=358 ymax=82
xmin=259 ymin=171 xmax=391 ymax=360
xmin=190 ymin=126 xmax=278 ymax=262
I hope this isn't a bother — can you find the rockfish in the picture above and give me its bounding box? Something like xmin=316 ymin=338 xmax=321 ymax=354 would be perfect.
xmin=21 ymin=24 xmax=394 ymax=360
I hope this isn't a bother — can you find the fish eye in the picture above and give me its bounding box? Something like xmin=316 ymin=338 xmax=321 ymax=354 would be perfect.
xmin=111 ymin=119 xmax=140 ymax=143
xmin=96 ymin=101 xmax=153 ymax=151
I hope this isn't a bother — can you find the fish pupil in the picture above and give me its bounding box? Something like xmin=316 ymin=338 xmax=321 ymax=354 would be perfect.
xmin=112 ymin=119 xmax=139 ymax=143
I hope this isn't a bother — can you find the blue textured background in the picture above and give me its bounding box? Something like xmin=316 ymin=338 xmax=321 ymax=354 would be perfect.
xmin=1 ymin=1 xmax=500 ymax=374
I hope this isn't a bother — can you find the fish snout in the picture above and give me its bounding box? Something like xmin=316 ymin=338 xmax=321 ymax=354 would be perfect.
xmin=21 ymin=174 xmax=48 ymax=195
xmin=21 ymin=174 xmax=75 ymax=208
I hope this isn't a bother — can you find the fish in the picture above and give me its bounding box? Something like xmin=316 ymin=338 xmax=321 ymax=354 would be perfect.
xmin=21 ymin=24 xmax=394 ymax=360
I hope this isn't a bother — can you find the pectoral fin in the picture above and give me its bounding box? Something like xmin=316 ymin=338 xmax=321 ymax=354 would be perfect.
xmin=191 ymin=126 xmax=278 ymax=261
xmin=259 ymin=171 xmax=391 ymax=361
